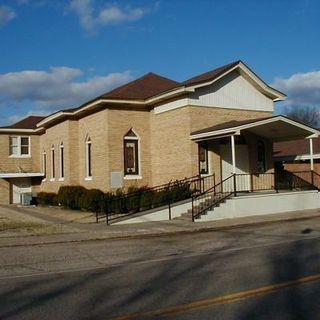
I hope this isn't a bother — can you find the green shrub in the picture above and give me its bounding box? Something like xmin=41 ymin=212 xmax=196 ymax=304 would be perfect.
xmin=140 ymin=189 xmax=154 ymax=210
xmin=57 ymin=185 xmax=87 ymax=210
xmin=152 ymin=188 xmax=170 ymax=207
xmin=169 ymin=181 xmax=192 ymax=202
xmin=81 ymin=188 xmax=104 ymax=212
xmin=37 ymin=192 xmax=58 ymax=206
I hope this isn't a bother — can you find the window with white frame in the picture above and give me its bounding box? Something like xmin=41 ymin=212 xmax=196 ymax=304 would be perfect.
xmin=51 ymin=145 xmax=55 ymax=180
xmin=124 ymin=129 xmax=140 ymax=176
xmin=9 ymin=136 xmax=30 ymax=157
xmin=42 ymin=151 xmax=47 ymax=177
xmin=59 ymin=143 xmax=64 ymax=179
xmin=86 ymin=137 xmax=92 ymax=178
xmin=198 ymin=142 xmax=209 ymax=175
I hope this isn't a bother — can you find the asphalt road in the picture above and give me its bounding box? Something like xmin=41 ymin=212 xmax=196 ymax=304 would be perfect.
xmin=0 ymin=218 xmax=320 ymax=319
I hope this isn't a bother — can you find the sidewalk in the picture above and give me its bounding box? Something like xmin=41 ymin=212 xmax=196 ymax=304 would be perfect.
xmin=1 ymin=208 xmax=320 ymax=248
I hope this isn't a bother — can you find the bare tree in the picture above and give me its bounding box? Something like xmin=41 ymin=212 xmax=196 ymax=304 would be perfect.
xmin=285 ymin=106 xmax=319 ymax=127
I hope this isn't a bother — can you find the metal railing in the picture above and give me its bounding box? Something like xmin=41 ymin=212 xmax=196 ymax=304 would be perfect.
xmin=191 ymin=170 xmax=319 ymax=222
xmin=192 ymin=174 xmax=235 ymax=222
xmin=275 ymin=170 xmax=317 ymax=191
xmin=97 ymin=173 xmax=215 ymax=224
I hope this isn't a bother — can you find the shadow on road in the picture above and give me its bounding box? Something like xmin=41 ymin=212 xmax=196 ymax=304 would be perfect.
xmin=237 ymin=236 xmax=320 ymax=320
xmin=0 ymin=229 xmax=319 ymax=319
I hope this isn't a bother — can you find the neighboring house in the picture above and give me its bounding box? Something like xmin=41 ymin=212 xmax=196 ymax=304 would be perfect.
xmin=274 ymin=137 xmax=320 ymax=173
xmin=0 ymin=60 xmax=319 ymax=213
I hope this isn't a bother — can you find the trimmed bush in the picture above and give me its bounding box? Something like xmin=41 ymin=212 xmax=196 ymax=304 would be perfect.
xmin=140 ymin=189 xmax=154 ymax=210
xmin=57 ymin=185 xmax=87 ymax=210
xmin=81 ymin=188 xmax=104 ymax=212
xmin=37 ymin=192 xmax=58 ymax=206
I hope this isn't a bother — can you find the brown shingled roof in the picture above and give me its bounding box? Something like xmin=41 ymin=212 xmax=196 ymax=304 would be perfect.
xmin=1 ymin=116 xmax=46 ymax=130
xmin=191 ymin=117 xmax=273 ymax=136
xmin=101 ymin=72 xmax=180 ymax=100
xmin=182 ymin=60 xmax=241 ymax=87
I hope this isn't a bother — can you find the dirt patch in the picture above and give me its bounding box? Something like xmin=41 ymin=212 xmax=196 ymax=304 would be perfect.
xmin=23 ymin=206 xmax=96 ymax=224
xmin=0 ymin=205 xmax=84 ymax=237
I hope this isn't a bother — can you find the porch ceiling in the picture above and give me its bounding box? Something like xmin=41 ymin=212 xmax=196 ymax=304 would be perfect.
xmin=190 ymin=115 xmax=320 ymax=142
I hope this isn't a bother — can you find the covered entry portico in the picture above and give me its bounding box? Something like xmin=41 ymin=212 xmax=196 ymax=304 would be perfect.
xmin=192 ymin=115 xmax=320 ymax=186
xmin=190 ymin=116 xmax=320 ymax=221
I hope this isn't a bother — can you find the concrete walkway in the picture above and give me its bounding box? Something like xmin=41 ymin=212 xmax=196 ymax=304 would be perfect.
xmin=0 ymin=207 xmax=320 ymax=248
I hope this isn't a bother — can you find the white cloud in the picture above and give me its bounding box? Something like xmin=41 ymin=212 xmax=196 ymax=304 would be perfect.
xmin=69 ymin=0 xmax=148 ymax=31
xmin=273 ymin=71 xmax=320 ymax=107
xmin=0 ymin=6 xmax=16 ymax=27
xmin=0 ymin=67 xmax=133 ymax=113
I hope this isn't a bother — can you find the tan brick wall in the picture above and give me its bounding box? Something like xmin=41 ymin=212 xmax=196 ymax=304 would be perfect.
xmin=78 ymin=109 xmax=108 ymax=191
xmin=40 ymin=120 xmax=78 ymax=193
xmin=150 ymin=107 xmax=192 ymax=185
xmin=0 ymin=134 xmax=40 ymax=173
xmin=0 ymin=178 xmax=10 ymax=204
xmin=189 ymin=106 xmax=273 ymax=179
xmin=150 ymin=106 xmax=272 ymax=185
xmin=0 ymin=104 xmax=274 ymax=203
xmin=108 ymin=107 xmax=151 ymax=190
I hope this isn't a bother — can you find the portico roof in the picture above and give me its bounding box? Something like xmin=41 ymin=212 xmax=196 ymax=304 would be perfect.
xmin=190 ymin=116 xmax=320 ymax=142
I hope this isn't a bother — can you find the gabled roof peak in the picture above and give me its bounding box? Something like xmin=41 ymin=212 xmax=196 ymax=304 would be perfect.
xmin=182 ymin=60 xmax=242 ymax=87
xmin=100 ymin=71 xmax=180 ymax=101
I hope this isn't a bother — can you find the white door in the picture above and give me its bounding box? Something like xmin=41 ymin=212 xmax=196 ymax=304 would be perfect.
xmin=220 ymin=144 xmax=251 ymax=192
xmin=11 ymin=178 xmax=31 ymax=204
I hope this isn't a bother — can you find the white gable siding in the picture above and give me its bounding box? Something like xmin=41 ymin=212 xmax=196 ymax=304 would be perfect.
xmin=189 ymin=71 xmax=274 ymax=111
xmin=154 ymin=71 xmax=274 ymax=114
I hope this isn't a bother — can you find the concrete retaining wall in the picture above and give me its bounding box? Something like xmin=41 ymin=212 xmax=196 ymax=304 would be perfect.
xmin=200 ymin=190 xmax=320 ymax=222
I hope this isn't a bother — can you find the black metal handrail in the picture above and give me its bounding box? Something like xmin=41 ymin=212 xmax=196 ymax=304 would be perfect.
xmin=191 ymin=170 xmax=319 ymax=222
xmin=191 ymin=174 xmax=235 ymax=222
xmin=97 ymin=173 xmax=215 ymax=224
xmin=275 ymin=170 xmax=317 ymax=191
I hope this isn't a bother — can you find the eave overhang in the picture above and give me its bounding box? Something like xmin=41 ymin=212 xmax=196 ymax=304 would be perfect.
xmin=190 ymin=116 xmax=320 ymax=142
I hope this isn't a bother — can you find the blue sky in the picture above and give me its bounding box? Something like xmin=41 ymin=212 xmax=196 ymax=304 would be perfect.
xmin=0 ymin=0 xmax=320 ymax=125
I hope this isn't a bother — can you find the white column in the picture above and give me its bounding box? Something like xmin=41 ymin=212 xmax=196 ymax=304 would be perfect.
xmin=309 ymin=138 xmax=314 ymax=171
xmin=231 ymin=135 xmax=236 ymax=174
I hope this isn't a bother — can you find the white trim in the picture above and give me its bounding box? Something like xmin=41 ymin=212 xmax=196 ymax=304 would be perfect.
xmin=35 ymin=62 xmax=286 ymax=128
xmin=310 ymin=138 xmax=314 ymax=170
xmin=85 ymin=137 xmax=92 ymax=179
xmin=58 ymin=178 xmax=65 ymax=182
xmin=124 ymin=175 xmax=142 ymax=180
xmin=231 ymin=135 xmax=236 ymax=174
xmin=59 ymin=143 xmax=64 ymax=179
xmin=9 ymin=136 xmax=31 ymax=157
xmin=0 ymin=172 xmax=44 ymax=178
xmin=123 ymin=129 xmax=142 ymax=177
xmin=49 ymin=178 xmax=55 ymax=182
xmin=0 ymin=128 xmax=43 ymax=133
xmin=50 ymin=145 xmax=55 ymax=180
xmin=42 ymin=151 xmax=46 ymax=177
xmin=9 ymin=155 xmax=31 ymax=159
xmin=85 ymin=176 xmax=93 ymax=181
xmin=295 ymin=153 xmax=320 ymax=161
xmin=190 ymin=116 xmax=320 ymax=141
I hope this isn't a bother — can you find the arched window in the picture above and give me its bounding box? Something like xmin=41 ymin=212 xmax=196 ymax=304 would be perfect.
xmin=257 ymin=140 xmax=266 ymax=173
xmin=59 ymin=142 xmax=64 ymax=179
xmin=42 ymin=150 xmax=46 ymax=178
xmin=86 ymin=137 xmax=92 ymax=179
xmin=123 ymin=129 xmax=140 ymax=176
xmin=51 ymin=145 xmax=55 ymax=180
